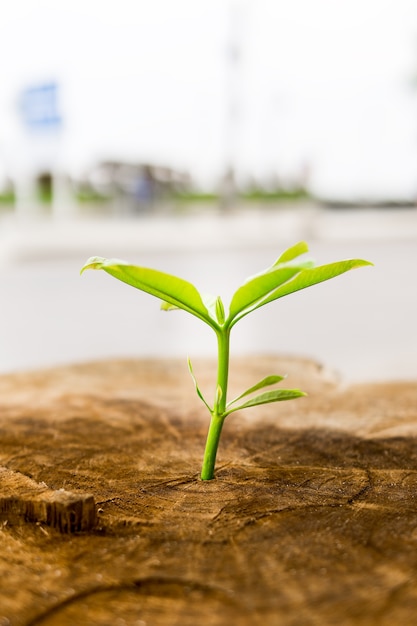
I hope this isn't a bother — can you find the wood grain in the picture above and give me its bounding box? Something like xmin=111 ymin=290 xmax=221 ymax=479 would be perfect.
xmin=0 ymin=357 xmax=416 ymax=625
xmin=0 ymin=467 xmax=95 ymax=532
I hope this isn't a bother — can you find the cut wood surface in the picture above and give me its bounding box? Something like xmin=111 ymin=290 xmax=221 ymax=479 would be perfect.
xmin=0 ymin=356 xmax=416 ymax=625
xmin=0 ymin=467 xmax=96 ymax=533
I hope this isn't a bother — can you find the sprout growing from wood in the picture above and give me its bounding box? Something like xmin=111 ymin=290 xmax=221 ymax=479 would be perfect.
xmin=81 ymin=241 xmax=372 ymax=480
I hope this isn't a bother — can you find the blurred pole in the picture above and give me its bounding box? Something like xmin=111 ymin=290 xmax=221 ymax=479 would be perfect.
xmin=14 ymin=169 xmax=39 ymax=218
xmin=15 ymin=81 xmax=76 ymax=220
xmin=220 ymin=1 xmax=243 ymax=211
xmin=50 ymin=134 xmax=76 ymax=220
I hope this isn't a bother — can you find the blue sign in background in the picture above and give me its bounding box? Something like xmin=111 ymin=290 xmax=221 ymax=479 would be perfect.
xmin=19 ymin=82 xmax=62 ymax=130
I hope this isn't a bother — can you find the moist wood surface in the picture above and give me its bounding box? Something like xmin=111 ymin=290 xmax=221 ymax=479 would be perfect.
xmin=0 ymin=356 xmax=416 ymax=625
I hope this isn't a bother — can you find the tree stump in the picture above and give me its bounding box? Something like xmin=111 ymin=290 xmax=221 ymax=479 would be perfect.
xmin=0 ymin=356 xmax=416 ymax=625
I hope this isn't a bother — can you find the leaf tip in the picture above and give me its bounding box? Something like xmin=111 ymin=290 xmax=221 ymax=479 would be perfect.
xmin=353 ymin=259 xmax=374 ymax=269
xmin=160 ymin=300 xmax=179 ymax=312
xmin=80 ymin=256 xmax=106 ymax=275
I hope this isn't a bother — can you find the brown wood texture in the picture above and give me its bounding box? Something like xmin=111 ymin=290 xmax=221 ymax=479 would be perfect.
xmin=0 ymin=467 xmax=95 ymax=532
xmin=0 ymin=356 xmax=416 ymax=625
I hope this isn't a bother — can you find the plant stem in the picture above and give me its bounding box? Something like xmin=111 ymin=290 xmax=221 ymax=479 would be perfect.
xmin=200 ymin=414 xmax=225 ymax=480
xmin=200 ymin=328 xmax=230 ymax=480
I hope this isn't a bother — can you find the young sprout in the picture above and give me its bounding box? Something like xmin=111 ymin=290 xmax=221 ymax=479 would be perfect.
xmin=81 ymin=241 xmax=372 ymax=480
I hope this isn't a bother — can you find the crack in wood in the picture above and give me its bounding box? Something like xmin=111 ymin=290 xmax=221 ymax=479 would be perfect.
xmin=25 ymin=576 xmax=238 ymax=626
xmin=347 ymin=469 xmax=373 ymax=505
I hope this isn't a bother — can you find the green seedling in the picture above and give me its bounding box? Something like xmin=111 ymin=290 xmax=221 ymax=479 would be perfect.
xmin=81 ymin=241 xmax=372 ymax=480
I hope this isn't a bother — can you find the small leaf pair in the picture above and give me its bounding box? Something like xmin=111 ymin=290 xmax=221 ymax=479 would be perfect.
xmin=188 ymin=360 xmax=304 ymax=417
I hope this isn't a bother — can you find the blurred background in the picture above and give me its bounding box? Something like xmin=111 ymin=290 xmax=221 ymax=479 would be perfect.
xmin=0 ymin=0 xmax=416 ymax=384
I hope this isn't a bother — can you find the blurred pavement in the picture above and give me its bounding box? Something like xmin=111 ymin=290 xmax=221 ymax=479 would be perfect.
xmin=0 ymin=204 xmax=416 ymax=384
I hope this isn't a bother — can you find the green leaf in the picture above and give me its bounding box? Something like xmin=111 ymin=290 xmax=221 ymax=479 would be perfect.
xmin=81 ymin=257 xmax=217 ymax=328
xmin=200 ymin=293 xmax=222 ymax=325
xmin=160 ymin=301 xmax=179 ymax=311
xmin=274 ymin=241 xmax=309 ymax=265
xmin=215 ymin=297 xmax=225 ymax=325
xmin=228 ymin=257 xmax=372 ymax=326
xmin=226 ymin=375 xmax=285 ymax=408
xmin=228 ymin=261 xmax=314 ymax=322
xmin=224 ymin=388 xmax=306 ymax=415
xmin=187 ymin=357 xmax=212 ymax=412
xmin=247 ymin=259 xmax=373 ymax=315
